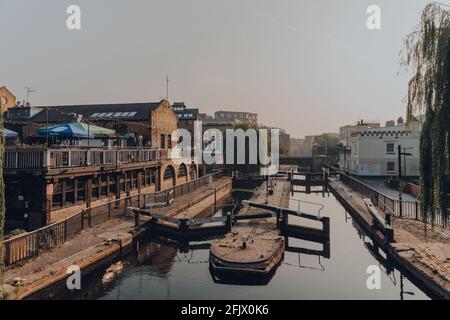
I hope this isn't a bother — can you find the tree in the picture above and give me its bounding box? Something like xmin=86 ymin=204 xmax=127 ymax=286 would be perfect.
xmin=0 ymin=104 xmax=5 ymax=294
xmin=402 ymin=3 xmax=450 ymax=225
xmin=314 ymin=134 xmax=339 ymax=147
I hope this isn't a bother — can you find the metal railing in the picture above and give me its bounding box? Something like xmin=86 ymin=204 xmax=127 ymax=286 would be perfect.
xmin=338 ymin=172 xmax=448 ymax=228
xmin=2 ymin=171 xmax=223 ymax=267
xmin=4 ymin=147 xmax=163 ymax=169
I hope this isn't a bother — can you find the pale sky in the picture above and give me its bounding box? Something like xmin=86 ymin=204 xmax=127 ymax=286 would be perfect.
xmin=0 ymin=0 xmax=437 ymax=138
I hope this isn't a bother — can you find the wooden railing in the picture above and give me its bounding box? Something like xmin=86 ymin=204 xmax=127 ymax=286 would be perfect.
xmin=4 ymin=147 xmax=163 ymax=169
xmin=2 ymin=171 xmax=223 ymax=267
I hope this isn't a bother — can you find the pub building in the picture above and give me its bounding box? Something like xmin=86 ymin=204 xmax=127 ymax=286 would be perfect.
xmin=3 ymin=99 xmax=204 ymax=231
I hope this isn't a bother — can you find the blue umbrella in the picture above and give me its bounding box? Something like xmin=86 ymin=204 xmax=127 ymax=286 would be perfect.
xmin=3 ymin=128 xmax=18 ymax=138
xmin=38 ymin=123 xmax=94 ymax=138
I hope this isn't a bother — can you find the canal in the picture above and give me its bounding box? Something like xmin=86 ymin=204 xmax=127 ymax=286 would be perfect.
xmin=30 ymin=187 xmax=431 ymax=300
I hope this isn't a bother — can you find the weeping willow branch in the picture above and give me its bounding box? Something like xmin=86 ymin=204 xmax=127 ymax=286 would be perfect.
xmin=401 ymin=3 xmax=450 ymax=225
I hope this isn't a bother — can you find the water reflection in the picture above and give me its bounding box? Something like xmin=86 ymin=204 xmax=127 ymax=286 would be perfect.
xmin=28 ymin=188 xmax=432 ymax=300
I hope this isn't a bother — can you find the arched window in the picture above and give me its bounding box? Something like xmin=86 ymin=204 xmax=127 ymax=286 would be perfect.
xmin=178 ymin=164 xmax=187 ymax=177
xmin=163 ymin=166 xmax=175 ymax=180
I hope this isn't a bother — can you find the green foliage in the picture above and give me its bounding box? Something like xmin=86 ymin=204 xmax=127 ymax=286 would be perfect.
xmin=402 ymin=3 xmax=450 ymax=225
xmin=314 ymin=134 xmax=339 ymax=147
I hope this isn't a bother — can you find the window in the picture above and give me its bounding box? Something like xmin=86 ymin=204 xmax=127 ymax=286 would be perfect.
xmin=160 ymin=134 xmax=165 ymax=148
xmin=387 ymin=162 xmax=396 ymax=173
xmin=168 ymin=134 xmax=172 ymax=149
xmin=163 ymin=166 xmax=174 ymax=180
xmin=178 ymin=164 xmax=187 ymax=177
xmin=91 ymin=178 xmax=99 ymax=199
xmin=386 ymin=143 xmax=395 ymax=154
xmin=132 ymin=171 xmax=138 ymax=189
xmin=65 ymin=179 xmax=75 ymax=204
xmin=77 ymin=179 xmax=86 ymax=202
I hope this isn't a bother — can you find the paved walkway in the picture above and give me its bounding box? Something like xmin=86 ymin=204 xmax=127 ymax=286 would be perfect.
xmin=330 ymin=177 xmax=449 ymax=297
xmin=3 ymin=177 xmax=232 ymax=299
xmin=359 ymin=178 xmax=417 ymax=202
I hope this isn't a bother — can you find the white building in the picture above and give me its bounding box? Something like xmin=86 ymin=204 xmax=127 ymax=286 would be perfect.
xmin=339 ymin=120 xmax=380 ymax=147
xmin=339 ymin=121 xmax=421 ymax=177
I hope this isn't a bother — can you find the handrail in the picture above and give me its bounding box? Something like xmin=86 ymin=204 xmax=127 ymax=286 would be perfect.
xmin=3 ymin=170 xmax=224 ymax=266
xmin=289 ymin=198 xmax=325 ymax=219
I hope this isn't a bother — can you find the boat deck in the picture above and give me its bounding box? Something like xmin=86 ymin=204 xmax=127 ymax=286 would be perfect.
xmin=209 ymin=177 xmax=290 ymax=278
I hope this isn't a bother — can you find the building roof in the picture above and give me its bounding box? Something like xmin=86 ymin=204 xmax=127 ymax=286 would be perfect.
xmin=34 ymin=102 xmax=164 ymax=121
xmin=214 ymin=110 xmax=258 ymax=116
xmin=175 ymin=108 xmax=199 ymax=120
xmin=27 ymin=108 xmax=79 ymax=123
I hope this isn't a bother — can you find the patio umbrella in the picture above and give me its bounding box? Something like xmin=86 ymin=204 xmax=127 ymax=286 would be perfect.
xmin=76 ymin=122 xmax=116 ymax=136
xmin=38 ymin=123 xmax=95 ymax=138
xmin=3 ymin=128 xmax=18 ymax=138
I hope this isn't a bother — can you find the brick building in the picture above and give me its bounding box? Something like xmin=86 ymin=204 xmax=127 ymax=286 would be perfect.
xmin=4 ymin=100 xmax=203 ymax=230
xmin=0 ymin=86 xmax=17 ymax=112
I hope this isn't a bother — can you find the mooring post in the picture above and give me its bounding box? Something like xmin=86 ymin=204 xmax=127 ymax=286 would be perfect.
xmin=276 ymin=210 xmax=280 ymax=229
xmin=385 ymin=212 xmax=392 ymax=226
xmin=281 ymin=211 xmax=288 ymax=230
xmin=226 ymin=212 xmax=232 ymax=231
xmin=322 ymin=216 xmax=330 ymax=237
xmin=180 ymin=219 xmax=188 ymax=236
xmin=134 ymin=209 xmax=140 ymax=228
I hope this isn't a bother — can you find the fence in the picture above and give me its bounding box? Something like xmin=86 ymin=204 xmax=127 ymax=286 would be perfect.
xmin=2 ymin=171 xmax=223 ymax=267
xmin=338 ymin=173 xmax=448 ymax=228
xmin=4 ymin=147 xmax=162 ymax=169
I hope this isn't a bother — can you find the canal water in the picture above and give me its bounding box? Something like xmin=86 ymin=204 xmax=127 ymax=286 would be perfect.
xmin=32 ymin=187 xmax=431 ymax=300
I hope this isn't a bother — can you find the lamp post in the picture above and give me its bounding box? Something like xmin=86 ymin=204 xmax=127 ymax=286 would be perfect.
xmin=397 ymin=145 xmax=413 ymax=218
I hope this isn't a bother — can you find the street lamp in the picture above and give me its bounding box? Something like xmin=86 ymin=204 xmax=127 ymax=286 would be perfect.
xmin=398 ymin=145 xmax=413 ymax=218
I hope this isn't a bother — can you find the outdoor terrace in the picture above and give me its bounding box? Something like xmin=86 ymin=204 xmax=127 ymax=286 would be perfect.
xmin=3 ymin=146 xmax=165 ymax=171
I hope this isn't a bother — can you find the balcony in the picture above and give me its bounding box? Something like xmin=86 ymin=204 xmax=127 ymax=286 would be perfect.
xmin=4 ymin=146 xmax=163 ymax=171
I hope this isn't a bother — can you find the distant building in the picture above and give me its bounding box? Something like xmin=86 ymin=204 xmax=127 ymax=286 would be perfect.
xmin=339 ymin=120 xmax=380 ymax=147
xmin=279 ymin=129 xmax=291 ymax=155
xmin=214 ymin=110 xmax=257 ymax=124
xmin=0 ymin=86 xmax=17 ymax=112
xmin=172 ymin=102 xmax=199 ymax=148
xmin=340 ymin=120 xmax=421 ymax=177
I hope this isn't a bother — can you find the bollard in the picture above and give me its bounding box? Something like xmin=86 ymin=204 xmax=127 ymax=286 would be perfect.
xmin=179 ymin=219 xmax=188 ymax=235
xmin=134 ymin=209 xmax=140 ymax=227
xmin=226 ymin=212 xmax=233 ymax=231
xmin=385 ymin=212 xmax=392 ymax=226
xmin=322 ymin=217 xmax=330 ymax=238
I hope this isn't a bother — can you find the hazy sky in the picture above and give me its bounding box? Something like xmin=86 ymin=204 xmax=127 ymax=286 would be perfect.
xmin=0 ymin=0 xmax=436 ymax=138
